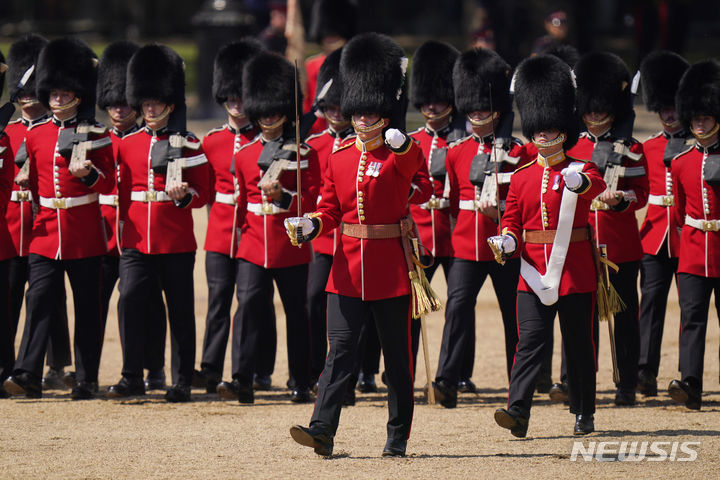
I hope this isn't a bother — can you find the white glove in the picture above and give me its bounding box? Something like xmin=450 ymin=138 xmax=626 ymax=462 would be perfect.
xmin=488 ymin=234 xmax=516 ymax=255
xmin=384 ymin=128 xmax=407 ymax=149
xmin=561 ymin=168 xmax=582 ymax=190
xmin=284 ymin=217 xmax=315 ymax=246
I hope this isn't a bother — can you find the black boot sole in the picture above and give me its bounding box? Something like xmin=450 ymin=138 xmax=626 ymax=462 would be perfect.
xmin=494 ymin=409 xmax=527 ymax=438
xmin=290 ymin=426 xmax=332 ymax=456
xmin=4 ymin=378 xmax=41 ymax=398
xmin=668 ymin=383 xmax=689 ymax=405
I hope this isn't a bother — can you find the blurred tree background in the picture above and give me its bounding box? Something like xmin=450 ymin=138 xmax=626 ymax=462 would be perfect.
xmin=0 ymin=0 xmax=718 ymax=118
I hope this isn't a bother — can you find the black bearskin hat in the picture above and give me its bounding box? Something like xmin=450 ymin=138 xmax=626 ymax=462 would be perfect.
xmin=639 ymin=50 xmax=689 ymax=112
xmin=97 ymin=41 xmax=139 ymax=110
xmin=514 ymin=54 xmax=579 ymax=148
xmin=315 ymin=47 xmax=343 ymax=110
xmin=308 ymin=0 xmax=357 ymax=44
xmin=212 ymin=38 xmax=265 ymax=105
xmin=36 ymin=37 xmax=98 ymax=121
xmin=410 ymin=40 xmax=459 ymax=110
xmin=6 ymin=34 xmax=48 ymax=101
xmin=340 ymin=32 xmax=408 ymax=128
xmin=574 ymin=51 xmax=632 ymax=122
xmin=453 ymin=48 xmax=512 ymax=115
xmin=676 ymin=59 xmax=720 ymax=128
xmin=544 ymin=44 xmax=580 ymax=68
xmin=127 ymin=44 xmax=186 ymax=131
xmin=242 ymin=51 xmax=300 ymax=124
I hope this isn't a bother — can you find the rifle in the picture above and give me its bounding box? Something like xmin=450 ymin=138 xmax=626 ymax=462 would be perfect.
xmin=58 ymin=123 xmax=112 ymax=172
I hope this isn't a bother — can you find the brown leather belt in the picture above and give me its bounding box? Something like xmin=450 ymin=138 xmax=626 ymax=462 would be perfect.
xmin=524 ymin=227 xmax=589 ymax=244
xmin=341 ymin=221 xmax=404 ymax=239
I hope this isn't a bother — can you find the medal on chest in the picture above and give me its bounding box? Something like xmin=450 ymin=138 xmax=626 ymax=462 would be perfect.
xmin=366 ymin=161 xmax=383 ymax=177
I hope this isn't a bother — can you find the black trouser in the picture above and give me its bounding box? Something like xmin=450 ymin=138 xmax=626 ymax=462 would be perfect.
xmin=358 ymin=256 xmax=451 ymax=379
xmin=233 ymin=259 xmax=310 ymax=388
xmin=436 ymin=257 xmax=519 ymax=384
xmin=677 ymin=273 xmax=720 ymax=392
xmin=607 ymin=261 xmax=640 ymax=392
xmin=201 ymin=251 xmax=277 ymax=377
xmin=118 ymin=249 xmax=195 ymax=386
xmin=509 ymin=291 xmax=596 ymax=417
xmin=307 ymin=252 xmax=332 ymax=383
xmin=311 ymin=293 xmax=414 ymax=441
xmin=556 ymin=316 xmax=607 ymax=383
xmin=638 ymin=247 xmax=678 ymax=376
xmin=103 ymin=254 xmax=167 ymax=373
xmin=0 ymin=260 xmax=13 ymax=381
xmin=9 ymin=256 xmax=71 ymax=370
xmin=15 ymin=254 xmax=103 ymax=383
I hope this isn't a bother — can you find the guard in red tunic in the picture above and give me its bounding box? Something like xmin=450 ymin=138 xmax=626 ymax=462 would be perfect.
xmin=304 ymin=0 xmax=356 ymax=126
xmin=107 ymin=45 xmax=210 ymax=403
xmin=304 ymin=47 xmax=356 ymax=389
xmin=195 ymin=38 xmax=274 ymax=395
xmin=434 ymin=48 xmax=536 ymax=408
xmin=96 ymin=40 xmax=168 ymax=391
xmin=405 ymin=41 xmax=463 ymax=382
xmin=567 ymin=52 xmax=649 ymax=406
xmin=2 ymin=34 xmax=74 ymax=391
xmin=0 ymin=49 xmax=19 ymax=396
xmin=230 ymin=51 xmax=320 ymax=404
xmin=668 ymin=60 xmax=720 ymax=410
xmin=288 ymin=32 xmax=428 ymax=458
xmin=635 ymin=51 xmax=691 ymax=397
xmin=306 ymin=48 xmax=433 ymax=396
xmin=5 ymin=38 xmax=114 ymax=400
xmin=492 ymin=54 xmax=605 ymax=437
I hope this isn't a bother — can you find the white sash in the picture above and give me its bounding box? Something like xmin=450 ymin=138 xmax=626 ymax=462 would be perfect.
xmin=520 ymin=161 xmax=584 ymax=306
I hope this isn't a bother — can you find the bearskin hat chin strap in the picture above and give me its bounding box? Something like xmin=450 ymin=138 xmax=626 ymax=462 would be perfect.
xmin=660 ymin=115 xmax=682 ymax=130
xmin=52 ymin=97 xmax=80 ymax=113
xmin=467 ymin=111 xmax=498 ymax=127
xmin=258 ymin=115 xmax=286 ymax=132
xmin=422 ymin=105 xmax=452 ymax=121
xmin=531 ymin=132 xmax=566 ymax=148
xmin=325 ymin=115 xmax=350 ymax=132
xmin=351 ymin=117 xmax=385 ymax=134
xmin=224 ymin=102 xmax=247 ymax=119
xmin=109 ymin=109 xmax=137 ymax=124
xmin=584 ymin=114 xmax=614 ymax=128
xmin=145 ymin=105 xmax=171 ymax=126
xmin=693 ymin=121 xmax=719 ymax=140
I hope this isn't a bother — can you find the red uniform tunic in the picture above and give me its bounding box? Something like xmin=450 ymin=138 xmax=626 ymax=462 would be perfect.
xmin=304 ymin=53 xmax=326 ymax=114
xmin=117 ymin=127 xmax=211 ymax=254
xmin=672 ymin=142 xmax=720 ymax=278
xmin=4 ymin=117 xmax=43 ymax=257
xmin=408 ymin=126 xmax=455 ymax=258
xmin=202 ymin=123 xmax=258 ymax=257
xmin=447 ymin=134 xmax=536 ymax=262
xmin=234 ymin=136 xmax=320 ymax=268
xmin=568 ymin=133 xmax=649 ymax=264
xmin=0 ymin=133 xmax=15 ymax=260
xmin=26 ymin=117 xmax=115 ymax=260
xmin=503 ymin=154 xmax=606 ymax=295
xmin=315 ymin=135 xmax=425 ymax=300
xmin=101 ymin=125 xmax=140 ymax=257
xmin=306 ymin=126 xmax=355 ymax=256
xmin=639 ymin=131 xmax=688 ymax=257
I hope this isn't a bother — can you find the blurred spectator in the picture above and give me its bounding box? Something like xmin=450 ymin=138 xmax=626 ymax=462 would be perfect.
xmin=259 ymin=1 xmax=287 ymax=54
xmin=634 ymin=0 xmax=691 ymax=65
xmin=469 ymin=26 xmax=496 ymax=50
xmin=532 ymin=7 xmax=570 ymax=55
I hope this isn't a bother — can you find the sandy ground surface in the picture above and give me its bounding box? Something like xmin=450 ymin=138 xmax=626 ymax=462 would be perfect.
xmin=2 ymin=111 xmax=720 ymax=479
